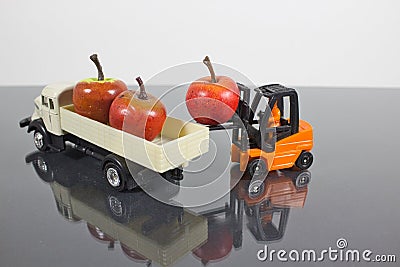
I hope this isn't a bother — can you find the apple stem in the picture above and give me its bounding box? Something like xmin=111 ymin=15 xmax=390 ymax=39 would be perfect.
xmin=136 ymin=76 xmax=148 ymax=100
xmin=90 ymin=54 xmax=105 ymax=81
xmin=203 ymin=56 xmax=217 ymax=83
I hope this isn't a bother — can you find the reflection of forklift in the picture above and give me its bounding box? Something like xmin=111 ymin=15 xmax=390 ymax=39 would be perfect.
xmin=191 ymin=165 xmax=310 ymax=265
xmin=231 ymin=165 xmax=309 ymax=243
xmin=214 ymin=84 xmax=313 ymax=178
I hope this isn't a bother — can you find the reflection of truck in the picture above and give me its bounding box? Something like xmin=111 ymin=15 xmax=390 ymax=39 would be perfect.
xmin=26 ymin=149 xmax=207 ymax=267
xmin=20 ymin=83 xmax=209 ymax=191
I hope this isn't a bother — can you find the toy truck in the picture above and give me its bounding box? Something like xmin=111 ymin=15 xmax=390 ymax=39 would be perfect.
xmin=19 ymin=82 xmax=209 ymax=191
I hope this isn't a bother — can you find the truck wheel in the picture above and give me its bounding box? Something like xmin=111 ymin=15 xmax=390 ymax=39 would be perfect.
xmin=295 ymin=151 xmax=313 ymax=170
xmin=33 ymin=129 xmax=50 ymax=151
xmin=106 ymin=194 xmax=129 ymax=223
xmin=104 ymin=162 xmax=127 ymax=192
xmin=248 ymin=159 xmax=267 ymax=177
xmin=161 ymin=168 xmax=183 ymax=182
xmin=32 ymin=155 xmax=54 ymax=183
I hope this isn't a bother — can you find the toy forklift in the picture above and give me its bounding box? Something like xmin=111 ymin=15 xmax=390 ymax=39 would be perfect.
xmin=212 ymin=83 xmax=313 ymax=184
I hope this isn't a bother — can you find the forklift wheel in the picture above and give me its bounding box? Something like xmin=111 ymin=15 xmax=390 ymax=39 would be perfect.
xmin=294 ymin=171 xmax=311 ymax=188
xmin=248 ymin=180 xmax=265 ymax=199
xmin=295 ymin=151 xmax=313 ymax=170
xmin=248 ymin=159 xmax=267 ymax=177
xmin=245 ymin=207 xmax=254 ymax=216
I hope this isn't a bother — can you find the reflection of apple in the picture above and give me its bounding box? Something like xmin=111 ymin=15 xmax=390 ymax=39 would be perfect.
xmin=121 ymin=244 xmax=148 ymax=262
xmin=186 ymin=56 xmax=239 ymax=125
xmin=109 ymin=77 xmax=167 ymax=141
xmin=87 ymin=223 xmax=115 ymax=243
xmin=73 ymin=54 xmax=128 ymax=124
xmin=192 ymin=218 xmax=233 ymax=264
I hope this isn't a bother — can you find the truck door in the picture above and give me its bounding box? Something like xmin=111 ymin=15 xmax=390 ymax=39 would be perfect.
xmin=41 ymin=95 xmax=52 ymax=130
xmin=42 ymin=95 xmax=51 ymax=129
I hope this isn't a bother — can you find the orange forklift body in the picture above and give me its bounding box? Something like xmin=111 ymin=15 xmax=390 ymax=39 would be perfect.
xmin=231 ymin=119 xmax=313 ymax=171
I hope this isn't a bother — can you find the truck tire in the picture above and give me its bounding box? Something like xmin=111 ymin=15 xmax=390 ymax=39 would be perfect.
xmin=294 ymin=151 xmax=313 ymax=170
xmin=161 ymin=168 xmax=183 ymax=183
xmin=104 ymin=161 xmax=127 ymax=192
xmin=106 ymin=194 xmax=130 ymax=223
xmin=29 ymin=119 xmax=53 ymax=151
xmin=32 ymin=155 xmax=54 ymax=183
xmin=33 ymin=129 xmax=50 ymax=151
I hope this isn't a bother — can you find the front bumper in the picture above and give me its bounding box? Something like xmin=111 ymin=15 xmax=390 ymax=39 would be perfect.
xmin=19 ymin=117 xmax=31 ymax=128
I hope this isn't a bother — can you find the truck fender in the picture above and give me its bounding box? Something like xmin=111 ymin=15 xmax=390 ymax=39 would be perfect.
xmin=28 ymin=118 xmax=47 ymax=134
xmin=28 ymin=119 xmax=52 ymax=150
xmin=101 ymin=154 xmax=127 ymax=172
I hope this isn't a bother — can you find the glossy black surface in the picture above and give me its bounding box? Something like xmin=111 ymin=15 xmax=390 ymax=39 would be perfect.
xmin=2 ymin=86 xmax=400 ymax=266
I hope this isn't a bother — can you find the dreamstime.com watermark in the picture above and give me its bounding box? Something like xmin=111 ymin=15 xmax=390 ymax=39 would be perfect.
xmin=257 ymin=238 xmax=397 ymax=263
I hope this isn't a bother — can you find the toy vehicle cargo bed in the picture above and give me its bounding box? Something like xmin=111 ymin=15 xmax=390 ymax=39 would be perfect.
xmin=60 ymin=104 xmax=209 ymax=172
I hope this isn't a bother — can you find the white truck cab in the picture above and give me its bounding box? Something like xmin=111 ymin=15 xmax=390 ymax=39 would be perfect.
xmin=35 ymin=83 xmax=74 ymax=135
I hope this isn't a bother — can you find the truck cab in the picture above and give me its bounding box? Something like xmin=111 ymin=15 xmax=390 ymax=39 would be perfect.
xmin=34 ymin=83 xmax=74 ymax=136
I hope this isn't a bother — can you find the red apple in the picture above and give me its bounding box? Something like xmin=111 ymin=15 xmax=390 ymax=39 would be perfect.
xmin=186 ymin=56 xmax=240 ymax=125
xmin=109 ymin=77 xmax=167 ymax=141
xmin=73 ymin=54 xmax=128 ymax=124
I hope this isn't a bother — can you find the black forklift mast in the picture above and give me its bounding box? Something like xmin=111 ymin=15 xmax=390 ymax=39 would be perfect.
xmin=208 ymin=83 xmax=300 ymax=154
xmin=208 ymin=83 xmax=299 ymax=130
xmin=229 ymin=183 xmax=290 ymax=248
xmin=246 ymin=204 xmax=290 ymax=242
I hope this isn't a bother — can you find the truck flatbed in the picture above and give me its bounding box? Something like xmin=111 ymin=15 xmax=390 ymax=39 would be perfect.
xmin=60 ymin=104 xmax=209 ymax=173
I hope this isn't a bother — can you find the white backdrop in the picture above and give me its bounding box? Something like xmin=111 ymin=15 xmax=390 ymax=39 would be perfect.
xmin=0 ymin=0 xmax=399 ymax=87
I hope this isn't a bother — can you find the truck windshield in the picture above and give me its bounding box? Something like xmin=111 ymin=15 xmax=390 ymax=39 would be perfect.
xmin=41 ymin=95 xmax=48 ymax=107
xmin=49 ymin=99 xmax=54 ymax=109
